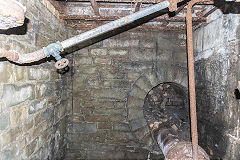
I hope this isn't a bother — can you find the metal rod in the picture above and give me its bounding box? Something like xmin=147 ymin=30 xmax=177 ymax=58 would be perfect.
xmin=61 ymin=0 xmax=170 ymax=49
xmin=186 ymin=0 xmax=206 ymax=159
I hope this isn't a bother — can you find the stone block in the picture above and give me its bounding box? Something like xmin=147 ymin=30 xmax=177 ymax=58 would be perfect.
xmin=64 ymin=150 xmax=87 ymax=159
xmin=127 ymin=96 xmax=144 ymax=108
xmin=129 ymin=87 xmax=147 ymax=100
xmin=103 ymin=39 xmax=139 ymax=48
xmin=77 ymin=66 xmax=97 ymax=74
xmin=94 ymin=57 xmax=111 ymax=65
xmin=128 ymin=108 xmax=144 ymax=121
xmin=85 ymin=115 xmax=108 ymax=122
xmin=141 ymin=40 xmax=156 ymax=48
xmin=0 ymin=127 xmax=22 ymax=147
xmin=125 ymin=151 xmax=148 ymax=160
xmin=127 ymin=72 xmax=140 ymax=81
xmin=129 ymin=48 xmax=156 ymax=61
xmin=108 ymin=131 xmax=135 ymax=143
xmin=203 ymin=17 xmax=224 ymax=51
xmin=36 ymin=82 xmax=54 ymax=98
xmin=28 ymin=68 xmax=50 ymax=81
xmin=91 ymin=88 xmax=127 ymax=100
xmin=87 ymin=151 xmax=125 ymax=159
xmin=68 ymin=122 xmax=97 ymax=133
xmin=135 ymin=76 xmax=153 ymax=92
xmin=74 ymin=48 xmax=89 ymax=56
xmin=94 ymin=108 xmax=127 ymax=116
xmin=23 ymin=118 xmax=34 ymax=133
xmin=193 ymin=26 xmax=204 ymax=53
xmin=74 ymin=56 xmax=93 ymax=65
xmin=90 ymin=48 xmax=107 ymax=56
xmin=23 ymin=138 xmax=38 ymax=158
xmin=10 ymin=106 xmax=28 ymax=126
xmin=0 ymin=113 xmax=9 ymax=130
xmin=1 ymin=145 xmax=20 ymax=160
xmin=145 ymin=72 xmax=159 ymax=87
xmin=1 ymin=84 xmax=35 ymax=107
xmin=29 ymin=99 xmax=47 ymax=114
xmin=98 ymin=122 xmax=112 ymax=130
xmin=113 ymin=123 xmax=130 ymax=132
xmin=0 ymin=62 xmax=12 ymax=83
xmin=156 ymin=50 xmax=173 ymax=62
xmin=109 ymin=49 xmax=128 ymax=56
xmin=35 ymin=34 xmax=50 ymax=48
xmin=109 ymin=115 xmax=126 ymax=123
xmin=129 ymin=118 xmax=147 ymax=131
xmin=134 ymin=126 xmax=151 ymax=140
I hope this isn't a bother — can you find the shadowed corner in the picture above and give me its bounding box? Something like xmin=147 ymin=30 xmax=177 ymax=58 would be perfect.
xmin=0 ymin=18 xmax=29 ymax=35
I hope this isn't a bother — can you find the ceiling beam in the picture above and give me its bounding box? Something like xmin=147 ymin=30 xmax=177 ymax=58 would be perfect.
xmin=90 ymin=0 xmax=100 ymax=16
xmin=56 ymin=0 xmax=214 ymax=4
xmin=135 ymin=2 xmax=142 ymax=12
xmin=60 ymin=14 xmax=207 ymax=23
xmin=65 ymin=20 xmax=187 ymax=30
xmin=203 ymin=6 xmax=218 ymax=17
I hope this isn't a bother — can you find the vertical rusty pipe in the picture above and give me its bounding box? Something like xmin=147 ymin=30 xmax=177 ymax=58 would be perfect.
xmin=186 ymin=0 xmax=206 ymax=159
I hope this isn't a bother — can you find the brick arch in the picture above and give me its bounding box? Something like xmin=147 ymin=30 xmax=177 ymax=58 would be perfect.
xmin=126 ymin=69 xmax=188 ymax=151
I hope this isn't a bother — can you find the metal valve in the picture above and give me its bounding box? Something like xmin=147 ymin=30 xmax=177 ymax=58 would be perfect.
xmin=55 ymin=58 xmax=69 ymax=69
xmin=43 ymin=41 xmax=69 ymax=69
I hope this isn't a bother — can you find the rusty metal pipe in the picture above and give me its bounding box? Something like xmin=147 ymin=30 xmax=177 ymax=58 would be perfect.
xmin=151 ymin=123 xmax=210 ymax=160
xmin=186 ymin=0 xmax=206 ymax=159
xmin=0 ymin=48 xmax=46 ymax=64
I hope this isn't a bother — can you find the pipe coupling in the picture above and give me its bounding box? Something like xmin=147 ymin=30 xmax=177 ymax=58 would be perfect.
xmin=43 ymin=41 xmax=69 ymax=69
xmin=43 ymin=41 xmax=63 ymax=61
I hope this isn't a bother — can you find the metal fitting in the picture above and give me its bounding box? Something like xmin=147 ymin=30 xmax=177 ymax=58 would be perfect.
xmin=43 ymin=41 xmax=63 ymax=61
xmin=43 ymin=41 xmax=69 ymax=69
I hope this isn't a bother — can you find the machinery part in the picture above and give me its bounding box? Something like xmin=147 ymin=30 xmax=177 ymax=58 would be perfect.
xmin=55 ymin=58 xmax=69 ymax=69
xmin=43 ymin=41 xmax=69 ymax=68
xmin=151 ymin=122 xmax=210 ymax=160
xmin=0 ymin=0 xmax=26 ymax=30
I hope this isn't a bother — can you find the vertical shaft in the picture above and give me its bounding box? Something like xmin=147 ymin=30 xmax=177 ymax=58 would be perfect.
xmin=186 ymin=0 xmax=206 ymax=159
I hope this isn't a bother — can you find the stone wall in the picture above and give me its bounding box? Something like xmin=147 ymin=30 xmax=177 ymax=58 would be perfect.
xmin=0 ymin=0 xmax=72 ymax=159
xmin=194 ymin=9 xmax=240 ymax=159
xmin=66 ymin=31 xmax=188 ymax=159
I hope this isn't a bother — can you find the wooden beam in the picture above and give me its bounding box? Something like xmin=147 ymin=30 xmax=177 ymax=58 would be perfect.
xmin=90 ymin=0 xmax=100 ymax=16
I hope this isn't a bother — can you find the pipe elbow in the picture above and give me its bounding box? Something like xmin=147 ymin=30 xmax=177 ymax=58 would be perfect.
xmin=0 ymin=48 xmax=46 ymax=64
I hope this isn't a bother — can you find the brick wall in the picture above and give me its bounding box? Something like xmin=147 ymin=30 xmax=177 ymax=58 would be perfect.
xmin=194 ymin=9 xmax=240 ymax=159
xmin=66 ymin=31 xmax=188 ymax=159
xmin=0 ymin=0 xmax=72 ymax=159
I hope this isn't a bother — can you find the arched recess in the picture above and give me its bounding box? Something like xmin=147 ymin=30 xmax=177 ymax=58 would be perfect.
xmin=126 ymin=70 xmax=188 ymax=153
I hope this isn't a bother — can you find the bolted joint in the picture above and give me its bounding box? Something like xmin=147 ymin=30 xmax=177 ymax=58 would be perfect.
xmin=43 ymin=41 xmax=64 ymax=61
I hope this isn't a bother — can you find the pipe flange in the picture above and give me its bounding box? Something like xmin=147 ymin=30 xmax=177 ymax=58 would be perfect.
xmin=55 ymin=58 xmax=69 ymax=69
